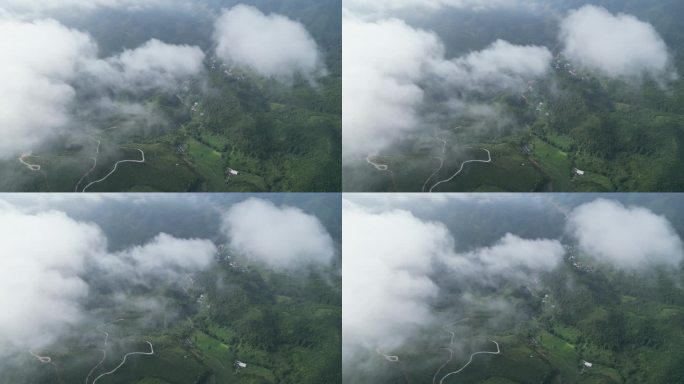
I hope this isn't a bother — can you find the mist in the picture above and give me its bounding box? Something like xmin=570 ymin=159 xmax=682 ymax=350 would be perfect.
xmin=0 ymin=201 xmax=216 ymax=355
xmin=342 ymin=9 xmax=551 ymax=161
xmin=0 ymin=14 xmax=205 ymax=160
xmin=0 ymin=193 xmax=340 ymax=382
xmin=342 ymin=0 xmax=681 ymax=192
xmin=0 ymin=18 xmax=94 ymax=158
xmin=342 ymin=194 xmax=684 ymax=382
xmin=343 ymin=199 xmax=450 ymax=357
xmin=1 ymin=1 xmax=335 ymax=191
xmin=342 ymin=195 xmax=569 ymax=381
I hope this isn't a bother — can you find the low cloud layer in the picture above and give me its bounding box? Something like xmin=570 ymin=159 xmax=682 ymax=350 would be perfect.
xmin=0 ymin=203 xmax=216 ymax=353
xmin=93 ymin=39 xmax=205 ymax=92
xmin=0 ymin=206 xmax=101 ymax=352
xmin=0 ymin=17 xmax=204 ymax=159
xmin=568 ymin=199 xmax=684 ymax=270
xmin=440 ymin=39 xmax=552 ymax=92
xmin=342 ymin=198 xmax=564 ymax=361
xmin=221 ymin=198 xmax=334 ymax=270
xmin=342 ymin=12 xmax=551 ymax=160
xmin=100 ymin=233 xmax=215 ymax=283
xmin=343 ymin=195 xmax=684 ymax=381
xmin=0 ymin=18 xmax=95 ymax=157
xmin=447 ymin=233 xmax=564 ymax=284
xmin=343 ymin=200 xmax=448 ymax=355
xmin=213 ymin=5 xmax=324 ymax=79
xmin=560 ymin=5 xmax=673 ymax=80
xmin=343 ymin=15 xmax=442 ymax=160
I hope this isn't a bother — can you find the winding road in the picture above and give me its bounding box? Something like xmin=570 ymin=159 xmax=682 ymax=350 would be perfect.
xmin=443 ymin=318 xmax=470 ymax=346
xmin=19 ymin=154 xmax=41 ymax=171
xmin=432 ymin=319 xmax=470 ymax=384
xmin=422 ymin=137 xmax=448 ymax=192
xmin=377 ymin=349 xmax=410 ymax=384
xmin=376 ymin=349 xmax=400 ymax=362
xmin=438 ymin=341 xmax=500 ymax=384
xmin=29 ymin=350 xmax=52 ymax=363
xmin=85 ymin=350 xmax=107 ymax=384
xmin=29 ymin=349 xmax=63 ymax=383
xmin=366 ymin=156 xmax=389 ymax=171
xmin=428 ymin=149 xmax=491 ymax=192
xmin=365 ymin=155 xmax=399 ymax=190
xmin=85 ymin=319 xmax=125 ymax=384
xmin=82 ymin=148 xmax=145 ymax=192
xmin=75 ymin=137 xmax=101 ymax=192
xmin=433 ymin=348 xmax=454 ymax=384
xmin=91 ymin=341 xmax=154 ymax=384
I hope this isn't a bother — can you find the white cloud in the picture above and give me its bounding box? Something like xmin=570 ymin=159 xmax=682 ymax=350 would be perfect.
xmin=342 ymin=199 xmax=449 ymax=357
xmin=88 ymin=38 xmax=205 ymax=92
xmin=342 ymin=12 xmax=551 ymax=160
xmin=0 ymin=18 xmax=96 ymax=157
xmin=213 ymin=5 xmax=324 ymax=79
xmin=342 ymin=196 xmax=565 ymax=361
xmin=342 ymin=14 xmax=443 ymax=160
xmin=221 ymin=198 xmax=334 ymax=270
xmin=568 ymin=199 xmax=684 ymax=270
xmin=0 ymin=205 xmax=104 ymax=351
xmin=439 ymin=39 xmax=552 ymax=92
xmin=560 ymin=5 xmax=674 ymax=79
xmin=0 ymin=17 xmax=204 ymax=158
xmin=446 ymin=233 xmax=564 ymax=282
xmin=101 ymin=233 xmax=216 ymax=282
xmin=0 ymin=202 xmax=216 ymax=353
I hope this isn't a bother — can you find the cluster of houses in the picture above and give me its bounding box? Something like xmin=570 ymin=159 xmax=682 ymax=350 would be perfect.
xmin=216 ymin=244 xmax=248 ymax=272
xmin=554 ymin=59 xmax=586 ymax=80
xmin=225 ymin=168 xmax=240 ymax=183
xmin=573 ymin=167 xmax=585 ymax=177
xmin=536 ymin=102 xmax=550 ymax=117
xmin=234 ymin=360 xmax=248 ymax=374
xmin=580 ymin=360 xmax=594 ymax=374
xmin=209 ymin=57 xmax=245 ymax=81
xmin=565 ymin=253 xmax=594 ymax=273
